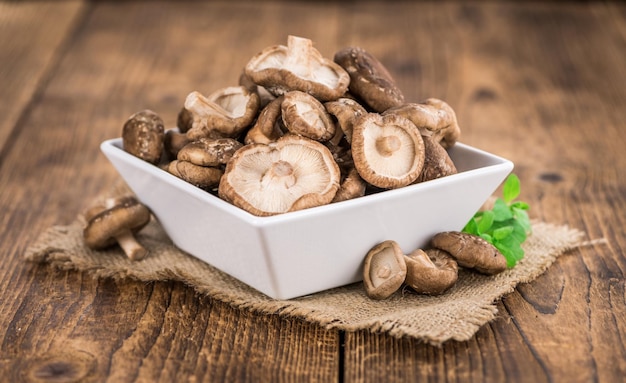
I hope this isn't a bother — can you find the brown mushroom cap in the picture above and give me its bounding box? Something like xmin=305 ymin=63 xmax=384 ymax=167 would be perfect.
xmin=430 ymin=231 xmax=507 ymax=275
xmin=167 ymin=160 xmax=182 ymax=178
xmin=384 ymin=98 xmax=460 ymax=149
xmin=244 ymin=95 xmax=285 ymax=145
xmin=363 ymin=240 xmax=407 ymax=300
xmin=415 ymin=135 xmax=458 ymax=183
xmin=324 ymin=137 xmax=354 ymax=178
xmin=244 ymin=35 xmax=350 ymax=102
xmin=169 ymin=160 xmax=224 ymax=189
xmin=122 ymin=109 xmax=165 ymax=165
xmin=421 ymin=98 xmax=461 ymax=148
xmin=176 ymin=107 xmax=193 ymax=133
xmin=164 ymin=130 xmax=192 ymax=160
xmin=351 ymin=113 xmax=425 ymax=189
xmin=83 ymin=196 xmax=151 ymax=261
xmin=324 ymin=97 xmax=367 ymax=144
xmin=333 ymin=46 xmax=405 ymax=112
xmin=281 ymin=91 xmax=336 ymax=141
xmin=177 ymin=138 xmax=243 ymax=167
xmin=238 ymin=70 xmax=276 ymax=108
xmin=184 ymin=86 xmax=260 ymax=139
xmin=332 ymin=167 xmax=367 ymax=203
xmin=218 ymin=134 xmax=341 ymax=216
xmin=404 ymin=248 xmax=458 ymax=295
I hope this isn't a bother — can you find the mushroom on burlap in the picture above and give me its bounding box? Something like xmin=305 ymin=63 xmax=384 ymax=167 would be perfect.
xmin=362 ymin=240 xmax=407 ymax=300
xmin=83 ymin=196 xmax=152 ymax=261
xmin=404 ymin=248 xmax=458 ymax=295
xmin=430 ymin=231 xmax=507 ymax=275
xmin=218 ymin=134 xmax=341 ymax=216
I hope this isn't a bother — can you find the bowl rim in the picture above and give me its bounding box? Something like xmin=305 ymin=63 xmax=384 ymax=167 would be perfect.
xmin=101 ymin=137 xmax=514 ymax=227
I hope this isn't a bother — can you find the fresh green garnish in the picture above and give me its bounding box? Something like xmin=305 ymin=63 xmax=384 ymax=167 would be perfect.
xmin=462 ymin=173 xmax=531 ymax=268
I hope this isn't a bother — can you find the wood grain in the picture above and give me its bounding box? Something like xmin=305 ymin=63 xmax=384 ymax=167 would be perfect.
xmin=1 ymin=1 xmax=625 ymax=382
xmin=0 ymin=1 xmax=85 ymax=153
xmin=1 ymin=267 xmax=338 ymax=382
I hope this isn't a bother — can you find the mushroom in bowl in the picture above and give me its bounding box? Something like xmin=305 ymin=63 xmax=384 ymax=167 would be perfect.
xmin=218 ymin=134 xmax=341 ymax=216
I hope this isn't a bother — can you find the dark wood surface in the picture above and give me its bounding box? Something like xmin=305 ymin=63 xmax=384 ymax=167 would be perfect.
xmin=1 ymin=1 xmax=625 ymax=382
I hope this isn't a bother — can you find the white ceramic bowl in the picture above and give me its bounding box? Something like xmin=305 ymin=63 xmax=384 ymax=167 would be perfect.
xmin=101 ymin=138 xmax=513 ymax=299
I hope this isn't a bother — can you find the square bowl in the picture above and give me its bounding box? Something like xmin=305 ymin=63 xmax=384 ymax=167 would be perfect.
xmin=101 ymin=138 xmax=513 ymax=300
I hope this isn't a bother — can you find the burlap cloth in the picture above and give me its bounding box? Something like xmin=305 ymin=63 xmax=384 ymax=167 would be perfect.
xmin=24 ymin=186 xmax=590 ymax=346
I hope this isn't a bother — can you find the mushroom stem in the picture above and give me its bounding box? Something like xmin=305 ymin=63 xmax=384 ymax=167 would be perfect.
xmin=284 ymin=36 xmax=313 ymax=78
xmin=261 ymin=160 xmax=296 ymax=189
xmin=115 ymin=230 xmax=148 ymax=261
xmin=376 ymin=135 xmax=401 ymax=156
xmin=377 ymin=265 xmax=392 ymax=279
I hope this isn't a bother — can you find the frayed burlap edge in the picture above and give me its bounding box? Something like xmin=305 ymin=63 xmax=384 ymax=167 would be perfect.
xmin=24 ymin=200 xmax=590 ymax=346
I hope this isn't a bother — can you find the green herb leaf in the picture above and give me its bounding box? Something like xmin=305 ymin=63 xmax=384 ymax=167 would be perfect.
xmin=462 ymin=173 xmax=531 ymax=268
xmin=513 ymin=208 xmax=531 ymax=232
xmin=503 ymin=173 xmax=521 ymax=203
xmin=463 ymin=218 xmax=478 ymax=235
xmin=493 ymin=225 xmax=514 ymax=240
xmin=480 ymin=233 xmax=493 ymax=243
xmin=492 ymin=198 xmax=513 ymax=221
xmin=511 ymin=201 xmax=529 ymax=210
xmin=495 ymin=243 xmax=512 ymax=261
xmin=477 ymin=210 xmax=495 ymax=234
xmin=510 ymin=223 xmax=528 ymax=244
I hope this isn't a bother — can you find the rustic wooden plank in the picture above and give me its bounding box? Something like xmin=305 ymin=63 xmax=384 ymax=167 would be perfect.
xmin=0 ymin=0 xmax=85 ymax=152
xmin=0 ymin=1 xmax=342 ymax=382
xmin=453 ymin=7 xmax=626 ymax=381
xmin=341 ymin=1 xmax=626 ymax=382
xmin=0 ymin=267 xmax=338 ymax=382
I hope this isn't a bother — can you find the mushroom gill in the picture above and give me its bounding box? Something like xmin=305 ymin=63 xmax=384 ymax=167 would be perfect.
xmin=218 ymin=135 xmax=340 ymax=216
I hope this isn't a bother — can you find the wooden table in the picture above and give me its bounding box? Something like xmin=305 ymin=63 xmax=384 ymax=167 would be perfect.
xmin=1 ymin=1 xmax=625 ymax=381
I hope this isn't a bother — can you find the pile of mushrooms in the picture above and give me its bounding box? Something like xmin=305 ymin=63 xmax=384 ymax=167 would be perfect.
xmin=85 ymin=35 xmax=511 ymax=277
xmin=363 ymin=231 xmax=507 ymax=300
xmin=108 ymin=35 xmax=505 ymax=273
xmin=120 ymin=35 xmax=461 ymax=217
